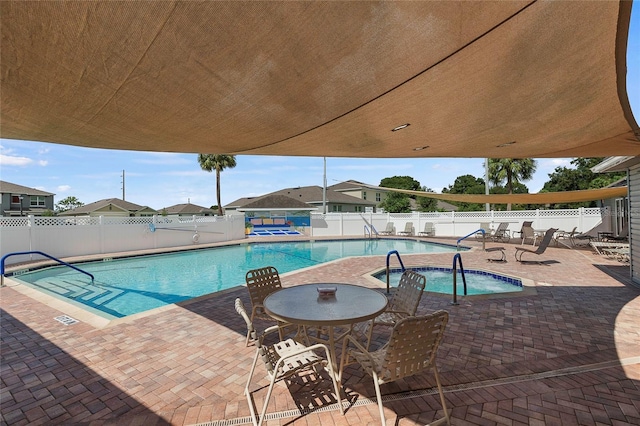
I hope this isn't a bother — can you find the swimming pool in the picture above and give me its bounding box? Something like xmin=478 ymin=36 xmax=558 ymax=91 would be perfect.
xmin=9 ymin=239 xmax=462 ymax=318
xmin=375 ymin=266 xmax=523 ymax=295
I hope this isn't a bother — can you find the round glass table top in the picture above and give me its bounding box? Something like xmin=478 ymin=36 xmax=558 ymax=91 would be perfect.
xmin=263 ymin=283 xmax=388 ymax=326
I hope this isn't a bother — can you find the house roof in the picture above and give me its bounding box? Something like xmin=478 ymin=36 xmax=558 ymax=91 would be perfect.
xmin=1 ymin=2 xmax=637 ymax=159
xmin=328 ymin=180 xmax=371 ymax=192
xmin=0 ymin=180 xmax=54 ymax=196
xmin=238 ymin=194 xmax=316 ymax=211
xmin=226 ymin=185 xmax=377 ymax=209
xmin=58 ymin=198 xmax=157 ymax=215
xmin=161 ymin=203 xmax=214 ymax=215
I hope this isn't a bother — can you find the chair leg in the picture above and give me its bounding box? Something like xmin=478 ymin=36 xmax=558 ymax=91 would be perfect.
xmin=432 ymin=366 xmax=451 ymax=425
xmin=371 ymin=371 xmax=386 ymax=426
xmin=244 ymin=350 xmax=262 ymax=426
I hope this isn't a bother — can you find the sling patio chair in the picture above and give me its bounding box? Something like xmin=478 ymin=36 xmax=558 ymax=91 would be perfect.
xmin=490 ymin=222 xmax=511 ymax=243
xmin=363 ymin=269 xmax=426 ymax=350
xmin=515 ymin=221 xmax=533 ymax=239
xmin=397 ymin=222 xmax=414 ymax=236
xmin=418 ymin=222 xmax=436 ymax=237
xmin=520 ymin=223 xmax=539 ymax=246
xmin=515 ymin=228 xmax=558 ymax=262
xmin=476 ymin=222 xmax=491 ymax=240
xmin=379 ymin=222 xmax=395 ymax=235
xmin=235 ymin=298 xmax=344 ymax=426
xmin=245 ymin=266 xmax=291 ymax=346
xmin=339 ymin=311 xmax=451 ymax=426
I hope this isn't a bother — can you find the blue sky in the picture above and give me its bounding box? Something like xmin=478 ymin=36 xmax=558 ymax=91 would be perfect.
xmin=1 ymin=9 xmax=638 ymax=211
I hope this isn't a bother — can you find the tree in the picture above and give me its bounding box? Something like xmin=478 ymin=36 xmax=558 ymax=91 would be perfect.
xmin=416 ymin=186 xmax=438 ymax=212
xmin=197 ymin=154 xmax=237 ymax=216
xmin=378 ymin=175 xmax=421 ymax=213
xmin=541 ymin=157 xmax=625 ymax=208
xmin=442 ymin=175 xmax=486 ymax=211
xmin=55 ymin=196 xmax=83 ymax=213
xmin=488 ymin=158 xmax=536 ymax=210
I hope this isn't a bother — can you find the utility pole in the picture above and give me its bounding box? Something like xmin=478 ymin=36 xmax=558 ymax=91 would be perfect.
xmin=121 ymin=170 xmax=125 ymax=200
xmin=322 ymin=157 xmax=327 ymax=214
xmin=485 ymin=159 xmax=490 ymax=212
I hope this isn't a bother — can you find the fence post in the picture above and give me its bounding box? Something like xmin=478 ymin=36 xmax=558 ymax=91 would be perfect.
xmin=28 ymin=215 xmax=34 ymax=253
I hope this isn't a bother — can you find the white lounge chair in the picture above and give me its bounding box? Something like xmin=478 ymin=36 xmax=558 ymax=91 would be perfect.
xmin=397 ymin=222 xmax=414 ymax=236
xmin=378 ymin=222 xmax=395 ymax=235
xmin=418 ymin=222 xmax=435 ymax=237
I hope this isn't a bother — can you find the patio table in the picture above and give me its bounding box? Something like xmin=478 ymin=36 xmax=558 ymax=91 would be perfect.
xmin=263 ymin=283 xmax=387 ymax=379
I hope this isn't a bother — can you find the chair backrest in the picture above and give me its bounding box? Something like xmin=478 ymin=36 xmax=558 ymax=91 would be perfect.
xmin=245 ymin=266 xmax=283 ymax=309
xmin=388 ymin=270 xmax=426 ymax=315
xmin=534 ymin=228 xmax=558 ymax=254
xmin=495 ymin=222 xmax=509 ymax=233
xmin=424 ymin=222 xmax=434 ymax=231
xmin=403 ymin=222 xmax=413 ymax=232
xmin=479 ymin=222 xmax=490 ymax=231
xmin=235 ymin=298 xmax=256 ymax=342
xmin=520 ymin=221 xmax=533 ymax=232
xmin=379 ymin=310 xmax=448 ymax=382
xmin=384 ymin=222 xmax=394 ymax=232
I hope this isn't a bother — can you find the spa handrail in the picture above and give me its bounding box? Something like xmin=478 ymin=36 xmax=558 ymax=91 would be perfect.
xmin=451 ymin=253 xmax=467 ymax=305
xmin=457 ymin=229 xmax=486 ymax=251
xmin=1 ymin=251 xmax=94 ymax=286
xmin=386 ymin=250 xmax=406 ymax=294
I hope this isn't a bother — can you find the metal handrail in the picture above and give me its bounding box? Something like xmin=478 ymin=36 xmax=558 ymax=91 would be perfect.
xmin=385 ymin=250 xmax=406 ymax=294
xmin=451 ymin=253 xmax=468 ymax=305
xmin=364 ymin=225 xmax=372 ymax=238
xmin=457 ymin=229 xmax=486 ymax=251
xmin=1 ymin=251 xmax=94 ymax=286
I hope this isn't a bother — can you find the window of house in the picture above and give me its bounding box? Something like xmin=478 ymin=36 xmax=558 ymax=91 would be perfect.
xmin=30 ymin=196 xmax=46 ymax=207
xmin=354 ymin=206 xmax=362 ymax=212
xmin=11 ymin=195 xmax=21 ymax=204
xmin=332 ymin=205 xmax=342 ymax=212
xmin=363 ymin=191 xmax=367 ymax=200
xmin=376 ymin=193 xmax=381 ymax=202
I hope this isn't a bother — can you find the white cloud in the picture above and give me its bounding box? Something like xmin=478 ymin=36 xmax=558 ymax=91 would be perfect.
xmin=38 ymin=160 xmax=48 ymax=166
xmin=57 ymin=185 xmax=71 ymax=192
xmin=0 ymin=153 xmax=33 ymax=166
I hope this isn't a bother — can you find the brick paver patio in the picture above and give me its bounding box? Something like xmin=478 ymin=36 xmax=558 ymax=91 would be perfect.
xmin=1 ymin=237 xmax=639 ymax=425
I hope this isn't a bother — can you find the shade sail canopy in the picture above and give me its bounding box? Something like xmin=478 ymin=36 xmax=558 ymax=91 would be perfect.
xmin=1 ymin=1 xmax=639 ymax=158
xmin=363 ymin=185 xmax=628 ymax=204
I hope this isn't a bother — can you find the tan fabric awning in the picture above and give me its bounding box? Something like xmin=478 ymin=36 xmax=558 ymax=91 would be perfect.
xmin=1 ymin=1 xmax=638 ymax=158
xmin=363 ymin=185 xmax=628 ymax=204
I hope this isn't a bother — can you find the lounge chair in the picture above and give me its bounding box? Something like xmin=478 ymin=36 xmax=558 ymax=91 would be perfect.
xmin=397 ymin=221 xmax=414 ymax=236
xmin=590 ymin=241 xmax=629 ymax=255
xmin=236 ymin=298 xmax=344 ymax=426
xmin=476 ymin=222 xmax=491 ymax=240
xmin=515 ymin=221 xmax=533 ymax=239
xmin=491 ymin=222 xmax=510 ymax=243
xmin=520 ymin=223 xmax=538 ymax=246
xmin=515 ymin=228 xmax=558 ymax=262
xmin=378 ymin=222 xmax=395 ymax=235
xmin=555 ymin=227 xmax=577 ymax=247
xmin=339 ymin=312 xmax=451 ymax=426
xmin=418 ymin=222 xmax=435 ymax=237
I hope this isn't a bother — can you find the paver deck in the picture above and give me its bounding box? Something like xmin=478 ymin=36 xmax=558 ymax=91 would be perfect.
xmin=1 ymin=237 xmax=639 ymax=425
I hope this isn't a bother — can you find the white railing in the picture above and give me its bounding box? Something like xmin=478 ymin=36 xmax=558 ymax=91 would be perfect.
xmin=1 ymin=208 xmax=609 ymax=267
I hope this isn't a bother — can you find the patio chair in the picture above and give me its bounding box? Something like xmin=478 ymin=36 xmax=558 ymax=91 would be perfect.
xmin=418 ymin=222 xmax=436 ymax=237
xmin=476 ymin=222 xmax=491 ymax=240
xmin=379 ymin=222 xmax=395 ymax=235
xmin=339 ymin=311 xmax=451 ymax=426
xmin=491 ymin=222 xmax=510 ymax=243
xmin=555 ymin=227 xmax=579 ymax=247
xmin=236 ymin=298 xmax=344 ymax=426
xmin=515 ymin=228 xmax=558 ymax=262
xmin=397 ymin=222 xmax=414 ymax=236
xmin=590 ymin=241 xmax=629 ymax=256
xmin=245 ymin=266 xmax=288 ymax=346
xmin=515 ymin=221 xmax=533 ymax=239
xmin=364 ymin=269 xmax=426 ymax=349
xmin=520 ymin=223 xmax=538 ymax=246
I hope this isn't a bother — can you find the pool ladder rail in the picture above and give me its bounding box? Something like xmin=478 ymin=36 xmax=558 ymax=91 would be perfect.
xmin=457 ymin=228 xmax=486 ymax=251
xmin=385 ymin=250 xmax=467 ymax=304
xmin=0 ymin=250 xmax=94 ymax=287
xmin=364 ymin=224 xmax=380 ymax=239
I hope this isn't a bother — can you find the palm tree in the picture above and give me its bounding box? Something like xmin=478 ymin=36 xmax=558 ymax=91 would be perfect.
xmin=488 ymin=158 xmax=537 ymax=210
xmin=198 ymin=154 xmax=237 ymax=216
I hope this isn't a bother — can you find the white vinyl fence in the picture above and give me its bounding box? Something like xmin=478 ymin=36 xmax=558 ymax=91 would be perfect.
xmin=1 ymin=208 xmax=608 ymax=267
xmin=309 ymin=207 xmax=609 ymax=239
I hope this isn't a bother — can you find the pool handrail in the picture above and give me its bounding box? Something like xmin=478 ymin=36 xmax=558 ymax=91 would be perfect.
xmin=451 ymin=253 xmax=468 ymax=305
xmin=1 ymin=251 xmax=94 ymax=286
xmin=457 ymin=229 xmax=485 ymax=251
xmin=386 ymin=250 xmax=406 ymax=294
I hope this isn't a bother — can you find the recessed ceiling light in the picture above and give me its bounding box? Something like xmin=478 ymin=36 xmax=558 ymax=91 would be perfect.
xmin=391 ymin=123 xmax=410 ymax=132
xmin=497 ymin=141 xmax=516 ymax=147
xmin=413 ymin=145 xmax=429 ymax=151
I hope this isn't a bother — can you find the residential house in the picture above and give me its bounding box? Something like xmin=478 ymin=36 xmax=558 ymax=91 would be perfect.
xmin=59 ymin=198 xmax=157 ymax=217
xmin=160 ymin=203 xmax=215 ymax=216
xmin=0 ymin=180 xmax=55 ymax=216
xmin=237 ymin=194 xmax=317 ymax=233
xmin=226 ymin=185 xmax=377 ymax=214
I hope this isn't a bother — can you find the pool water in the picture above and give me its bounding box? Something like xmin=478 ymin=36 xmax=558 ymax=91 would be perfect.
xmin=10 ymin=239 xmax=461 ymax=318
xmin=376 ymin=267 xmax=522 ymax=295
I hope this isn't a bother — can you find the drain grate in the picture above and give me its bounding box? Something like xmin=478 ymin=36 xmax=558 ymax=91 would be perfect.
xmin=54 ymin=315 xmax=79 ymax=326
